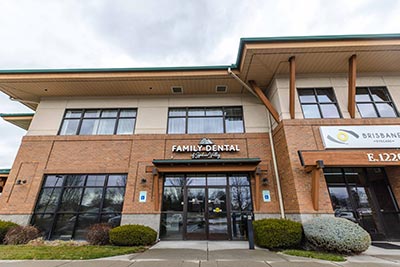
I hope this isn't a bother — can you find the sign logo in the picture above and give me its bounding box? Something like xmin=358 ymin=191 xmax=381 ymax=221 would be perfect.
xmin=327 ymin=129 xmax=359 ymax=145
xmin=320 ymin=126 xmax=400 ymax=149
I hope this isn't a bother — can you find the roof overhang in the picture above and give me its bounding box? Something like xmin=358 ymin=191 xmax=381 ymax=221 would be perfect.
xmin=0 ymin=169 xmax=10 ymax=175
xmin=152 ymin=158 xmax=261 ymax=173
xmin=237 ymin=34 xmax=400 ymax=89
xmin=1 ymin=34 xmax=400 ymax=110
xmin=0 ymin=113 xmax=33 ymax=130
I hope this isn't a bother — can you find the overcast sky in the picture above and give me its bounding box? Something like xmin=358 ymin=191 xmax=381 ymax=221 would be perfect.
xmin=1 ymin=0 xmax=400 ymax=168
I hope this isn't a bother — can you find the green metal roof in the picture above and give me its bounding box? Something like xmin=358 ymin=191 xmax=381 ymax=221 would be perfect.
xmin=153 ymin=158 xmax=261 ymax=165
xmin=0 ymin=65 xmax=236 ymax=74
xmin=0 ymin=169 xmax=10 ymax=175
xmin=0 ymin=113 xmax=34 ymax=117
xmin=234 ymin=33 xmax=400 ymax=66
xmin=0 ymin=33 xmax=399 ymax=74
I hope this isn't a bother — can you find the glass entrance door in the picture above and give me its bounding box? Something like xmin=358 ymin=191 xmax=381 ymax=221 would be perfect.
xmin=160 ymin=173 xmax=252 ymax=240
xmin=207 ymin=187 xmax=229 ymax=240
xmin=324 ymin=167 xmax=400 ymax=241
xmin=186 ymin=187 xmax=206 ymax=239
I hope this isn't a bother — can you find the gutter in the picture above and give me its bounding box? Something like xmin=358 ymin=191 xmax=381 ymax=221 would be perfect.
xmin=227 ymin=68 xmax=285 ymax=219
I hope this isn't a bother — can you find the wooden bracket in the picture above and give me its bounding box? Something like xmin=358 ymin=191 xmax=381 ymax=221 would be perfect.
xmin=248 ymin=80 xmax=280 ymax=123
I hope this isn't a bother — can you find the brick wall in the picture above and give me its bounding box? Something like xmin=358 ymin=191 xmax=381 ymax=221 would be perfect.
xmin=273 ymin=118 xmax=400 ymax=214
xmin=0 ymin=133 xmax=280 ymax=216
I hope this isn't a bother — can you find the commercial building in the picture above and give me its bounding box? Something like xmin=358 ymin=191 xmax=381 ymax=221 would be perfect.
xmin=0 ymin=34 xmax=399 ymax=241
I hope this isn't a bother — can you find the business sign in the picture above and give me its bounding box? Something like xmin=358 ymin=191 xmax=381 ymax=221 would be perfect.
xmin=320 ymin=126 xmax=400 ymax=149
xmin=172 ymin=138 xmax=240 ymax=159
xmin=139 ymin=191 xmax=147 ymax=203
xmin=262 ymin=190 xmax=271 ymax=202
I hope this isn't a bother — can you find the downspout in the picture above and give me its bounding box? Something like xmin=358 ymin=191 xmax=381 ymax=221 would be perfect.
xmin=228 ymin=68 xmax=285 ymax=219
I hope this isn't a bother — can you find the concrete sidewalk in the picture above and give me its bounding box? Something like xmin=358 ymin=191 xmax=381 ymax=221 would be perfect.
xmin=0 ymin=241 xmax=398 ymax=266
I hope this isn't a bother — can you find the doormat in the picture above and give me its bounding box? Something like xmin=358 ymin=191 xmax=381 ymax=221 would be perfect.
xmin=372 ymin=242 xmax=400 ymax=249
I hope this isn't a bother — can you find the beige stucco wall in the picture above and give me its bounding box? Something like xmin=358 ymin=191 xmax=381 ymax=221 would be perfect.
xmin=27 ymin=94 xmax=270 ymax=135
xmin=270 ymin=74 xmax=400 ymax=119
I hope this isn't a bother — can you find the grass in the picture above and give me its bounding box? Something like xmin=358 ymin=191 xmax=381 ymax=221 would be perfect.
xmin=0 ymin=245 xmax=145 ymax=260
xmin=282 ymin=249 xmax=346 ymax=262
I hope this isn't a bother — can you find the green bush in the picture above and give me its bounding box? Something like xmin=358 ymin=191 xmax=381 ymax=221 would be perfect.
xmin=0 ymin=220 xmax=19 ymax=243
xmin=109 ymin=224 xmax=157 ymax=246
xmin=303 ymin=217 xmax=371 ymax=254
xmin=4 ymin=225 xmax=41 ymax=245
xmin=253 ymin=218 xmax=302 ymax=249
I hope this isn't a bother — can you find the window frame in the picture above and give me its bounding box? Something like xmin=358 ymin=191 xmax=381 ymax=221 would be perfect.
xmin=297 ymin=87 xmax=342 ymax=119
xmin=58 ymin=108 xmax=137 ymax=135
xmin=31 ymin=174 xmax=127 ymax=240
xmin=355 ymin=86 xmax=399 ymax=118
xmin=167 ymin=106 xmax=245 ymax=134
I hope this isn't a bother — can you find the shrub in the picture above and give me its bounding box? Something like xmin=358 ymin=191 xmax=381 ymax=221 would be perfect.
xmin=86 ymin=223 xmax=112 ymax=245
xmin=253 ymin=218 xmax=302 ymax=249
xmin=4 ymin=225 xmax=41 ymax=245
xmin=303 ymin=217 xmax=371 ymax=254
xmin=0 ymin=220 xmax=19 ymax=243
xmin=109 ymin=224 xmax=157 ymax=246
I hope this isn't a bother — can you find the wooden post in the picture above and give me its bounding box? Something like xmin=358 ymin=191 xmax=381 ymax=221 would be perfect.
xmin=348 ymin=55 xmax=357 ymax=118
xmin=311 ymin=167 xmax=321 ymax=211
xmin=154 ymin=171 xmax=160 ymax=211
xmin=248 ymin=80 xmax=280 ymax=123
xmin=289 ymin=56 xmax=296 ymax=119
xmin=254 ymin=173 xmax=260 ymax=211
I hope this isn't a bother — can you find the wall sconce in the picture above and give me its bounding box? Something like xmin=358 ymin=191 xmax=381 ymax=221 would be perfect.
xmin=15 ymin=180 xmax=26 ymax=185
xmin=261 ymin=177 xmax=269 ymax=185
xmin=140 ymin=178 xmax=147 ymax=184
xmin=316 ymin=160 xmax=324 ymax=169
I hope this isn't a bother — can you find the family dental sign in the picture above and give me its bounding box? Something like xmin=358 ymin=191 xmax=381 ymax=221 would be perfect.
xmin=172 ymin=138 xmax=240 ymax=159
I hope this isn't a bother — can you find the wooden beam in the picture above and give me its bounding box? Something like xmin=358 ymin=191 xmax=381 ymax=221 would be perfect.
xmin=348 ymin=55 xmax=357 ymax=118
xmin=248 ymin=80 xmax=280 ymax=123
xmin=311 ymin=167 xmax=321 ymax=211
xmin=289 ymin=56 xmax=296 ymax=119
xmin=299 ymin=149 xmax=400 ymax=167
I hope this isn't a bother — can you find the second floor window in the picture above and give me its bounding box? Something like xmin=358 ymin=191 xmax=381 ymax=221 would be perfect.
xmin=59 ymin=109 xmax=137 ymax=135
xmin=298 ymin=88 xmax=341 ymax=119
xmin=356 ymin=87 xmax=398 ymax=118
xmin=168 ymin=107 xmax=244 ymax=134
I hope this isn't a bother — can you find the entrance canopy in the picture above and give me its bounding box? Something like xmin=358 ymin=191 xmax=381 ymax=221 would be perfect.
xmin=152 ymin=158 xmax=261 ymax=173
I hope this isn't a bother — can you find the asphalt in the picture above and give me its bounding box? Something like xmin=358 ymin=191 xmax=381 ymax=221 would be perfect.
xmin=0 ymin=241 xmax=399 ymax=266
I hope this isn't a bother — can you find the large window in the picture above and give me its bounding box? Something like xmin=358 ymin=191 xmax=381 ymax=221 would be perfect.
xmin=298 ymin=88 xmax=341 ymax=118
xmin=356 ymin=87 xmax=398 ymax=118
xmin=167 ymin=107 xmax=244 ymax=134
xmin=31 ymin=174 xmax=127 ymax=240
xmin=59 ymin=109 xmax=137 ymax=135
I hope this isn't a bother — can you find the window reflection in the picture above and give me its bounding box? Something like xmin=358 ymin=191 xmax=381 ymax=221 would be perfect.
xmin=167 ymin=107 xmax=244 ymax=134
xmin=59 ymin=109 xmax=137 ymax=135
xmin=356 ymin=87 xmax=398 ymax=118
xmin=31 ymin=174 xmax=127 ymax=240
xmin=298 ymin=88 xmax=341 ymax=119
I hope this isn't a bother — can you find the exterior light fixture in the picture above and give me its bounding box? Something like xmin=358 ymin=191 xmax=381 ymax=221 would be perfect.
xmin=141 ymin=178 xmax=147 ymax=184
